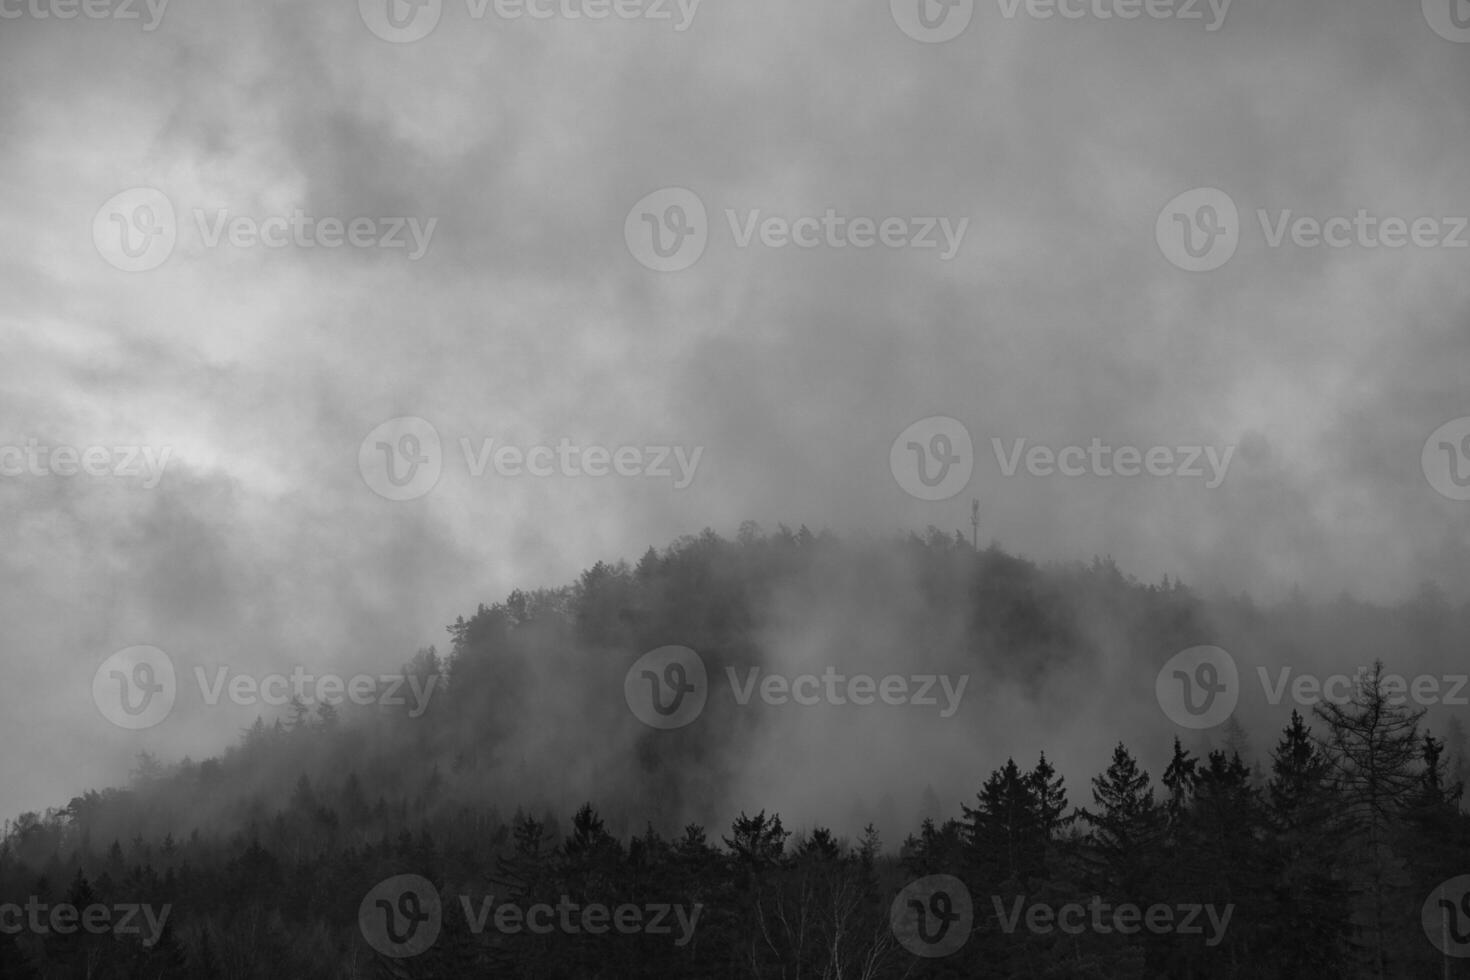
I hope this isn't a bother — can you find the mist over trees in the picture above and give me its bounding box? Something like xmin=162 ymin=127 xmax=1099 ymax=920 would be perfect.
xmin=3 ymin=524 xmax=1468 ymax=977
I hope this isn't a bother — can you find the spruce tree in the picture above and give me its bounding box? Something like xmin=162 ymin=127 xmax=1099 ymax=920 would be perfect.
xmin=1079 ymin=743 xmax=1161 ymax=898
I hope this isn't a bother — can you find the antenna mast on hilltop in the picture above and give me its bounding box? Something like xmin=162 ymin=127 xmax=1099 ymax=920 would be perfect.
xmin=970 ymin=499 xmax=979 ymax=552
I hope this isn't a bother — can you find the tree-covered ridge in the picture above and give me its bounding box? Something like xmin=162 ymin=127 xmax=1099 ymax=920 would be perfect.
xmin=3 ymin=525 xmax=1468 ymax=977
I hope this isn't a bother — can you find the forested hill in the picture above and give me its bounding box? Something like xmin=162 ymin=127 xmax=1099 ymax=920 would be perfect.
xmin=3 ymin=525 xmax=1468 ymax=977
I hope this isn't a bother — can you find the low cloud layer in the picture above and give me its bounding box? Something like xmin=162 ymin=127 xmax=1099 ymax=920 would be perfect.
xmin=1 ymin=0 xmax=1466 ymax=821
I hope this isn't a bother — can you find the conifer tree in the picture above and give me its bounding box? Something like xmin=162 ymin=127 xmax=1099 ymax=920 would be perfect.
xmin=1161 ymin=736 xmax=1198 ymax=834
xmin=1314 ymin=660 xmax=1425 ymax=979
xmin=1079 ymin=742 xmax=1161 ymax=897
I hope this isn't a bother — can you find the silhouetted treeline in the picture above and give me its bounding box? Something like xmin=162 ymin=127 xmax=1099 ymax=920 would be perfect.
xmin=3 ymin=525 xmax=1468 ymax=977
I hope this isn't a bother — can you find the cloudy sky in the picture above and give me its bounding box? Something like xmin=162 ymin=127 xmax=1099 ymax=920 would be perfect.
xmin=0 ymin=0 xmax=1467 ymax=821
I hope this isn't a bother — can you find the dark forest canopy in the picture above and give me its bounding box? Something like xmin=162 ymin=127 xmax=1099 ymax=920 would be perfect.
xmin=4 ymin=524 xmax=1469 ymax=977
